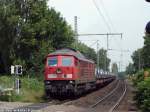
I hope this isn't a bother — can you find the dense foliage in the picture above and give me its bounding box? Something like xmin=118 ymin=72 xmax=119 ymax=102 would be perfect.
xmin=97 ymin=48 xmax=110 ymax=71
xmin=136 ymin=78 xmax=150 ymax=112
xmin=142 ymin=34 xmax=150 ymax=68
xmin=126 ymin=63 xmax=135 ymax=75
xmin=127 ymin=34 xmax=150 ymax=73
xmin=133 ymin=70 xmax=150 ymax=112
xmin=0 ymin=76 xmax=44 ymax=102
xmin=126 ymin=22 xmax=150 ymax=112
xmin=131 ymin=48 xmax=143 ymax=71
xmin=128 ymin=34 xmax=150 ymax=111
xmin=0 ymin=0 xmax=75 ymax=75
xmin=73 ymin=42 xmax=97 ymax=62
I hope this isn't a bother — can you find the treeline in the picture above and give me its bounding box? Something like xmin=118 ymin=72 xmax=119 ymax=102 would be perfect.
xmin=126 ymin=22 xmax=150 ymax=111
xmin=132 ymin=70 xmax=150 ymax=112
xmin=0 ymin=0 xmax=75 ymax=75
xmin=126 ymin=22 xmax=150 ymax=74
xmin=0 ymin=0 xmax=110 ymax=76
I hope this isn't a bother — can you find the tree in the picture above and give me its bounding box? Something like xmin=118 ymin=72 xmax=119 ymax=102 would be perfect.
xmin=73 ymin=42 xmax=97 ymax=62
xmin=131 ymin=48 xmax=143 ymax=72
xmin=142 ymin=34 xmax=150 ymax=69
xmin=126 ymin=63 xmax=135 ymax=74
xmin=111 ymin=63 xmax=118 ymax=75
xmin=97 ymin=48 xmax=110 ymax=71
xmin=0 ymin=0 xmax=75 ymax=74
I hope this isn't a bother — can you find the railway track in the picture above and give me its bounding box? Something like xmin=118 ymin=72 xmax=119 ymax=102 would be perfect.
xmin=90 ymin=79 xmax=127 ymax=112
xmin=10 ymin=79 xmax=125 ymax=112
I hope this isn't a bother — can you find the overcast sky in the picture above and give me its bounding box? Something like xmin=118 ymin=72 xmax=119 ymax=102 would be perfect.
xmin=48 ymin=0 xmax=150 ymax=71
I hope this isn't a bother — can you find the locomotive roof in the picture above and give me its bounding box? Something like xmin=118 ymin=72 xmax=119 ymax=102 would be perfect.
xmin=48 ymin=48 xmax=94 ymax=63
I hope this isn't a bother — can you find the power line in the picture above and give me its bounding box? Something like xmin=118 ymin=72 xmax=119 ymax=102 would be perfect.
xmin=80 ymin=40 xmax=99 ymax=41
xmin=77 ymin=33 xmax=122 ymax=36
xmin=78 ymin=33 xmax=123 ymax=72
xmin=99 ymin=0 xmax=117 ymax=32
xmin=108 ymin=49 xmax=129 ymax=52
xmin=89 ymin=40 xmax=99 ymax=47
xmin=92 ymin=0 xmax=111 ymax=32
xmin=93 ymin=0 xmax=121 ymax=51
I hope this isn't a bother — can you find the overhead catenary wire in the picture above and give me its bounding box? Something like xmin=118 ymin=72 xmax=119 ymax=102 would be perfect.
xmin=97 ymin=0 xmax=121 ymax=51
xmin=80 ymin=0 xmax=124 ymax=71
xmin=92 ymin=0 xmax=122 ymax=55
xmin=99 ymin=0 xmax=117 ymax=32
xmin=89 ymin=40 xmax=99 ymax=47
xmin=92 ymin=0 xmax=111 ymax=33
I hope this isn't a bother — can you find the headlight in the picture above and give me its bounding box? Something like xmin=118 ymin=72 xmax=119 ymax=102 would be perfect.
xmin=45 ymin=81 xmax=51 ymax=84
xmin=63 ymin=74 xmax=72 ymax=78
xmin=56 ymin=68 xmax=62 ymax=73
xmin=48 ymin=74 xmax=57 ymax=78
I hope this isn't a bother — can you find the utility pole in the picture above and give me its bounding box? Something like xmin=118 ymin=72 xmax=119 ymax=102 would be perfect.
xmin=119 ymin=61 xmax=121 ymax=72
xmin=97 ymin=40 xmax=99 ymax=74
xmin=105 ymin=34 xmax=109 ymax=73
xmin=108 ymin=49 xmax=130 ymax=72
xmin=77 ymin=33 xmax=122 ymax=36
xmin=74 ymin=16 xmax=78 ymax=45
xmin=120 ymin=33 xmax=123 ymax=72
xmin=78 ymin=33 xmax=123 ymax=72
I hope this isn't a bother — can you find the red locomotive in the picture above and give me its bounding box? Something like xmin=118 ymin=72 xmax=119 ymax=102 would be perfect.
xmin=44 ymin=48 xmax=96 ymax=96
xmin=44 ymin=48 xmax=115 ymax=97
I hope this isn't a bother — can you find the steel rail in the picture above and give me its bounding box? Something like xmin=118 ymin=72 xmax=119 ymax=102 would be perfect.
xmin=90 ymin=80 xmax=120 ymax=108
xmin=109 ymin=80 xmax=127 ymax=112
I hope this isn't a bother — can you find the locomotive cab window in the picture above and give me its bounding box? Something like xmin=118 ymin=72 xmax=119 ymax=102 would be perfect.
xmin=47 ymin=57 xmax=58 ymax=66
xmin=62 ymin=57 xmax=73 ymax=66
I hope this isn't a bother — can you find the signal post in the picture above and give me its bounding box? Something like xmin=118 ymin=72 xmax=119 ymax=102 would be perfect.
xmin=11 ymin=65 xmax=22 ymax=95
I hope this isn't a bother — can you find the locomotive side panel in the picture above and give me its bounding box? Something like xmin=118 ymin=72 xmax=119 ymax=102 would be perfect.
xmin=76 ymin=60 xmax=95 ymax=84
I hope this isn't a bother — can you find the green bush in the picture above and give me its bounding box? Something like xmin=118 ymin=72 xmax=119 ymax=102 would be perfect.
xmin=0 ymin=76 xmax=44 ymax=102
xmin=0 ymin=95 xmax=10 ymax=101
xmin=132 ymin=70 xmax=144 ymax=86
xmin=0 ymin=75 xmax=13 ymax=88
xmin=135 ymin=77 xmax=150 ymax=111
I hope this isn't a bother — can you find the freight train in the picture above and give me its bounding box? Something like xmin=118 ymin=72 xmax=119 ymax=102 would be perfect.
xmin=44 ymin=48 xmax=115 ymax=97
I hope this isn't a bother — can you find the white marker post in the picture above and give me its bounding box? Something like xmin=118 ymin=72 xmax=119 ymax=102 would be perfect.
xmin=11 ymin=65 xmax=15 ymax=74
xmin=16 ymin=78 xmax=20 ymax=94
xmin=15 ymin=65 xmax=22 ymax=95
xmin=11 ymin=65 xmax=15 ymax=90
xmin=11 ymin=65 xmax=22 ymax=95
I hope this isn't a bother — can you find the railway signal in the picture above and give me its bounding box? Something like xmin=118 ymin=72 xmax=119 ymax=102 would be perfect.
xmin=15 ymin=65 xmax=23 ymax=75
xmin=146 ymin=21 xmax=150 ymax=34
xmin=11 ymin=65 xmax=22 ymax=94
xmin=11 ymin=65 xmax=15 ymax=74
xmin=10 ymin=65 xmax=23 ymax=75
xmin=19 ymin=79 xmax=21 ymax=89
xmin=145 ymin=0 xmax=150 ymax=2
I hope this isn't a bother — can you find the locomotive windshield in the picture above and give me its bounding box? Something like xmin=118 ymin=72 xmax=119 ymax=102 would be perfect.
xmin=62 ymin=57 xmax=73 ymax=66
xmin=47 ymin=57 xmax=57 ymax=66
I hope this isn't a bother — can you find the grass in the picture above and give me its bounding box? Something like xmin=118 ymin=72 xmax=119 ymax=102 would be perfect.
xmin=0 ymin=75 xmax=45 ymax=102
